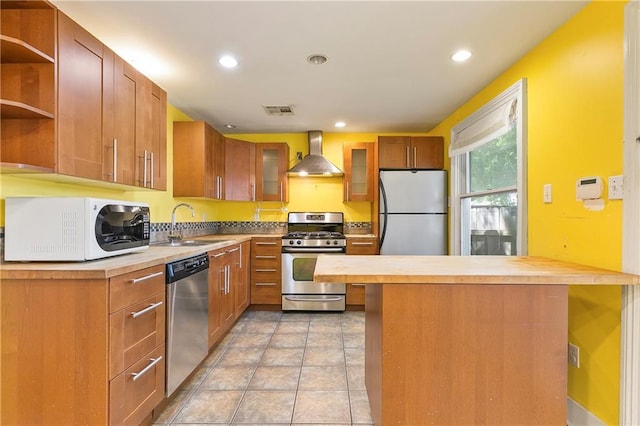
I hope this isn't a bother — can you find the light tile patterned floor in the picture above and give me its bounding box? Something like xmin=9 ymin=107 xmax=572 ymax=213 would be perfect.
xmin=154 ymin=310 xmax=372 ymax=425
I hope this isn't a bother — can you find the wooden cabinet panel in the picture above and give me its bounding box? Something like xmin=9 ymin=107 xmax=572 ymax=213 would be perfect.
xmin=208 ymin=244 xmax=243 ymax=347
xmin=234 ymin=240 xmax=251 ymax=318
xmin=225 ymin=137 xmax=256 ymax=201
xmin=208 ymin=247 xmax=225 ymax=347
xmin=346 ymin=236 xmax=378 ymax=305
xmin=109 ymin=292 xmax=165 ymax=380
xmin=109 ymin=344 xmax=165 ymax=425
xmin=255 ymin=143 xmax=289 ymax=202
xmin=109 ymin=265 xmax=165 ymax=313
xmin=135 ymin=76 xmax=167 ymax=190
xmin=57 ymin=10 xmax=109 ymax=180
xmin=250 ymin=237 xmax=282 ymax=305
xmin=174 ymin=120 xmax=223 ymax=198
xmin=108 ymin=55 xmax=137 ymax=185
xmin=378 ymin=136 xmax=443 ymax=170
xmin=344 ymin=142 xmax=374 ymax=201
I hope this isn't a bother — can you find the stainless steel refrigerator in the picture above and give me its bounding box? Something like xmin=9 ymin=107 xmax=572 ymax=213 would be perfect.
xmin=379 ymin=170 xmax=447 ymax=255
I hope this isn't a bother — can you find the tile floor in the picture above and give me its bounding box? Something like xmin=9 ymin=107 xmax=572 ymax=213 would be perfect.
xmin=153 ymin=310 xmax=372 ymax=425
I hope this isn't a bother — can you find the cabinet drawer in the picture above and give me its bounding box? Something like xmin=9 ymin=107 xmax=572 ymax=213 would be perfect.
xmin=346 ymin=238 xmax=378 ymax=255
xmin=346 ymin=283 xmax=366 ymax=305
xmin=110 ymin=344 xmax=165 ymax=425
xmin=109 ymin=293 xmax=165 ymax=379
xmin=251 ymin=238 xmax=282 ymax=255
xmin=110 ymin=265 xmax=165 ymax=313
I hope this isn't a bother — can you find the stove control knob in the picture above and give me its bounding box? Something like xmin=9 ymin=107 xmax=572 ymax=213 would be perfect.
xmin=326 ymin=240 xmax=331 ymax=245
xmin=333 ymin=240 xmax=339 ymax=245
xmin=296 ymin=240 xmax=302 ymax=245
xmin=289 ymin=240 xmax=294 ymax=245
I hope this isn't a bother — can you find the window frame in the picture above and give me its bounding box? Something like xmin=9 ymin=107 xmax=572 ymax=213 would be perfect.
xmin=450 ymin=79 xmax=528 ymax=256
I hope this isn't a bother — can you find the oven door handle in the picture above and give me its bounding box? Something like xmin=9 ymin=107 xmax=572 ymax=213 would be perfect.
xmin=284 ymin=296 xmax=344 ymax=302
xmin=282 ymin=248 xmax=345 ymax=253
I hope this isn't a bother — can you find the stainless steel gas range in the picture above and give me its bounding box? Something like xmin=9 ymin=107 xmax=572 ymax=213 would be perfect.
xmin=281 ymin=212 xmax=346 ymax=311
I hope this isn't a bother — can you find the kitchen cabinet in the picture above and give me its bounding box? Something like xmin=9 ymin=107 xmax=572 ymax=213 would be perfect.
xmin=208 ymin=243 xmax=242 ymax=347
xmin=0 ymin=1 xmax=56 ymax=170
xmin=1 ymin=265 xmax=166 ymax=424
xmin=225 ymin=137 xmax=256 ymax=201
xmin=1 ymin=7 xmax=167 ymax=190
xmin=378 ymin=136 xmax=443 ymax=169
xmin=345 ymin=236 xmax=378 ymax=306
xmin=174 ymin=120 xmax=224 ymax=199
xmin=250 ymin=236 xmax=282 ymax=305
xmin=234 ymin=240 xmax=251 ymax=318
xmin=343 ymin=142 xmax=374 ymax=201
xmin=255 ymin=143 xmax=289 ymax=202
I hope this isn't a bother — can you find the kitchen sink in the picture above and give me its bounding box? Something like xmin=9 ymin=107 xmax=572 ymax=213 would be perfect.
xmin=155 ymin=239 xmax=234 ymax=247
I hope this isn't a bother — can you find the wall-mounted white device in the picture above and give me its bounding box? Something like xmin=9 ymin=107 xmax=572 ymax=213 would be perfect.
xmin=576 ymin=176 xmax=603 ymax=200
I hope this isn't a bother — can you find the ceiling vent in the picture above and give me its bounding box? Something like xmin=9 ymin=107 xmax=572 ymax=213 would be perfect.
xmin=263 ymin=105 xmax=295 ymax=116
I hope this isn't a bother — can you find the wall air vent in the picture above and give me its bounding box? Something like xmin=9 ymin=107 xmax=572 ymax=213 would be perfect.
xmin=263 ymin=105 xmax=295 ymax=116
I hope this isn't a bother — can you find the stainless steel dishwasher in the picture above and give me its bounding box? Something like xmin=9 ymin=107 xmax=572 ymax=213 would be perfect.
xmin=166 ymin=253 xmax=209 ymax=396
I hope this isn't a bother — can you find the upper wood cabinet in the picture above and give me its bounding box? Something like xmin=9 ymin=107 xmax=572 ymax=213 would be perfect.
xmin=225 ymin=137 xmax=256 ymax=201
xmin=1 ymin=6 xmax=167 ymax=190
xmin=378 ymin=136 xmax=443 ymax=170
xmin=343 ymin=142 xmax=374 ymax=201
xmin=173 ymin=120 xmax=224 ymax=199
xmin=255 ymin=143 xmax=289 ymax=202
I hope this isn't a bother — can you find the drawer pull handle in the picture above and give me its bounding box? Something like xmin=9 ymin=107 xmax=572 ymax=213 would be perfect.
xmin=212 ymin=252 xmax=226 ymax=258
xmin=256 ymin=242 xmax=277 ymax=246
xmin=256 ymin=268 xmax=277 ymax=272
xmin=227 ymin=247 xmax=240 ymax=253
xmin=130 ymin=271 xmax=163 ymax=284
xmin=255 ymin=282 xmax=277 ymax=286
xmin=285 ymin=296 xmax=343 ymax=302
xmin=131 ymin=301 xmax=164 ymax=318
xmin=351 ymin=242 xmax=374 ymax=246
xmin=351 ymin=283 xmax=366 ymax=287
xmin=255 ymin=255 xmax=276 ymax=259
xmin=130 ymin=356 xmax=163 ymax=381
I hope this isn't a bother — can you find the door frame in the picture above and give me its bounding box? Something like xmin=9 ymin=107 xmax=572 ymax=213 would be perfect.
xmin=621 ymin=1 xmax=640 ymax=424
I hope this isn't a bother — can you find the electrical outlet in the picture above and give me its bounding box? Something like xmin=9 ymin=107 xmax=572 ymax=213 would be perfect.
xmin=568 ymin=343 xmax=580 ymax=368
xmin=543 ymin=184 xmax=552 ymax=203
xmin=608 ymin=175 xmax=624 ymax=200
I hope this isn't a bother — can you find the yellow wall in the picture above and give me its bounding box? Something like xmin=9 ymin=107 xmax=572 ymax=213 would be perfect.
xmin=429 ymin=2 xmax=625 ymax=424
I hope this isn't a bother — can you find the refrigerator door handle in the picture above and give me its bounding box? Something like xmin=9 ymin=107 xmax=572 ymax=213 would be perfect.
xmin=379 ymin=175 xmax=389 ymax=250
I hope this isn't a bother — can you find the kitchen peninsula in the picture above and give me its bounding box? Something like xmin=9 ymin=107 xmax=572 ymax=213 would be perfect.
xmin=314 ymin=255 xmax=639 ymax=426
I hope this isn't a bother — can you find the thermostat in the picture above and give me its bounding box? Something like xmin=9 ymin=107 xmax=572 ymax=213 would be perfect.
xmin=576 ymin=176 xmax=603 ymax=200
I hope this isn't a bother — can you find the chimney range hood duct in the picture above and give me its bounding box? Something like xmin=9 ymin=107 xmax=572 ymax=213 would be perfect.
xmin=288 ymin=131 xmax=344 ymax=177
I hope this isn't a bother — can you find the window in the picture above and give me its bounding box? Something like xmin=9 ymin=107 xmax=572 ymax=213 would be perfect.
xmin=450 ymin=79 xmax=527 ymax=256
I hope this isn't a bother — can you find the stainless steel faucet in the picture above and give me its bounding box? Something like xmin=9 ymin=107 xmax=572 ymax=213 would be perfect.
xmin=169 ymin=203 xmax=195 ymax=243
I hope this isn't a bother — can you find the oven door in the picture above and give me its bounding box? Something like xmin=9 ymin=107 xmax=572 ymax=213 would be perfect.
xmin=281 ymin=251 xmax=346 ymax=311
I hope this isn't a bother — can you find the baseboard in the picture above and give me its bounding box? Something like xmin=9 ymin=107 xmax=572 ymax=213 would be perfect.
xmin=567 ymin=397 xmax=605 ymax=426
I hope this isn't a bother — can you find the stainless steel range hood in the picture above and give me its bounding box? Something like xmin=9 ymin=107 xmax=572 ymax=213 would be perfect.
xmin=288 ymin=131 xmax=344 ymax=177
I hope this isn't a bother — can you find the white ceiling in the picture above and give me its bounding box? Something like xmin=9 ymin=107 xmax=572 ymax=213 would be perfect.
xmin=51 ymin=1 xmax=587 ymax=134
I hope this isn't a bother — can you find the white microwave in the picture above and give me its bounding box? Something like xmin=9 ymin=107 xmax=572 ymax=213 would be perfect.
xmin=4 ymin=197 xmax=150 ymax=261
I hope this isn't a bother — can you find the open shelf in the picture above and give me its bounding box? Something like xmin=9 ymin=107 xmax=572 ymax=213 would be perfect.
xmin=0 ymin=99 xmax=54 ymax=119
xmin=0 ymin=35 xmax=54 ymax=63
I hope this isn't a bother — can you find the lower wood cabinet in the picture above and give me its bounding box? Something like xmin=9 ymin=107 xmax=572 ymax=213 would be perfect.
xmin=346 ymin=236 xmax=378 ymax=306
xmin=1 ymin=264 xmax=166 ymax=424
xmin=235 ymin=240 xmax=251 ymax=318
xmin=250 ymin=236 xmax=282 ymax=305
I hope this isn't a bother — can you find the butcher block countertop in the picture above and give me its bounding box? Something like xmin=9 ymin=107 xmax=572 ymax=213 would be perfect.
xmin=0 ymin=235 xmax=260 ymax=280
xmin=314 ymin=255 xmax=640 ymax=285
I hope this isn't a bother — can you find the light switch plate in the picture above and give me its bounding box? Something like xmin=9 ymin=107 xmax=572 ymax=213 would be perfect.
xmin=543 ymin=184 xmax=552 ymax=204
xmin=608 ymin=175 xmax=623 ymax=200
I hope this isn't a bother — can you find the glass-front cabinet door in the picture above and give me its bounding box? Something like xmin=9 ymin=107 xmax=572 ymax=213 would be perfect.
xmin=255 ymin=142 xmax=289 ymax=202
xmin=343 ymin=142 xmax=374 ymax=201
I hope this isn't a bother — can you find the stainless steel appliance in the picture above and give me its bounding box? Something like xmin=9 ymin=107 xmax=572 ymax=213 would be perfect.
xmin=282 ymin=212 xmax=346 ymax=311
xmin=4 ymin=197 xmax=150 ymax=261
xmin=379 ymin=170 xmax=448 ymax=255
xmin=166 ymin=253 xmax=209 ymax=396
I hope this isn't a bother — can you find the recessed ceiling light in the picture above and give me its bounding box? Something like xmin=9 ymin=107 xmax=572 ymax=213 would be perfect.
xmin=451 ymin=49 xmax=472 ymax=63
xmin=224 ymin=124 xmax=236 ymax=129
xmin=219 ymin=55 xmax=238 ymax=68
xmin=335 ymin=121 xmax=346 ymax=128
xmin=307 ymin=54 xmax=328 ymax=65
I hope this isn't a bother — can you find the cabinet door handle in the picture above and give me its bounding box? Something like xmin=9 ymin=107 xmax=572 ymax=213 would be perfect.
xmin=131 ymin=301 xmax=163 ymax=318
xmin=256 ymin=268 xmax=277 ymax=272
xmin=413 ymin=147 xmax=417 ymax=168
xmin=227 ymin=247 xmax=240 ymax=253
xmin=406 ymin=146 xmax=410 ymax=168
xmin=141 ymin=150 xmax=148 ymax=187
xmin=255 ymin=255 xmax=276 ymax=259
xmin=113 ymin=139 xmax=118 ymax=182
xmin=131 ymin=356 xmax=163 ymax=381
xmin=251 ymin=183 xmax=255 ymax=202
xmin=130 ymin=271 xmax=164 ymax=284
xmin=351 ymin=242 xmax=374 ymax=246
xmin=346 ymin=182 xmax=349 ymax=201
xmin=351 ymin=283 xmax=366 ymax=287
xmin=256 ymin=242 xmax=277 ymax=246
xmin=212 ymin=252 xmax=225 ymax=258
xmin=150 ymin=151 xmax=155 ymax=188
xmin=239 ymin=244 xmax=243 ymax=268
xmin=280 ymin=181 xmax=283 ymax=202
xmin=255 ymin=282 xmax=276 ymax=286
